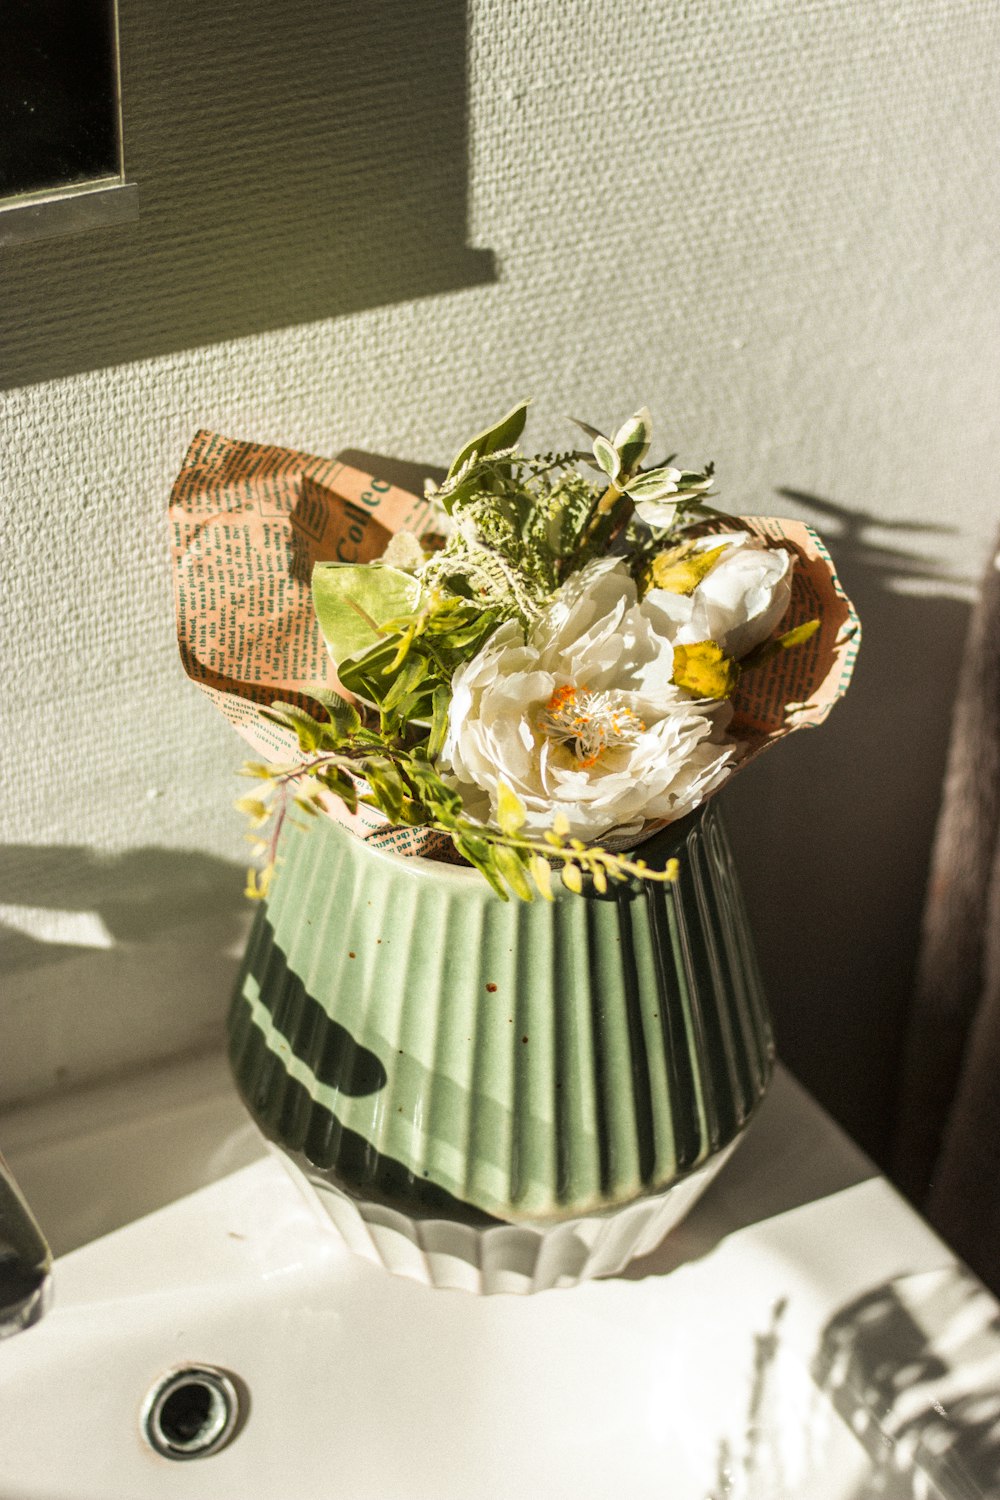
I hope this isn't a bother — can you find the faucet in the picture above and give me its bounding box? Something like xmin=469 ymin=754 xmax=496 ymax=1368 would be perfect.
xmin=0 ymin=1151 xmax=51 ymax=1337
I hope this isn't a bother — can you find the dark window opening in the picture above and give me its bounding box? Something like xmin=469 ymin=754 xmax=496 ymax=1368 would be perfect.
xmin=0 ymin=0 xmax=120 ymax=198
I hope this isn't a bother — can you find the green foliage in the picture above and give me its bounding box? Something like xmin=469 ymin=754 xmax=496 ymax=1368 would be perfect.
xmin=308 ymin=686 xmax=362 ymax=736
xmin=611 ymin=411 xmax=652 ymax=476
xmin=496 ymin=780 xmax=527 ymax=835
xmin=418 ymin=405 xmax=720 ymax=627
xmin=312 ymin=562 xmax=424 ymax=669
xmin=623 ymin=466 xmax=681 ymax=504
xmin=337 ymin=594 xmax=502 ymax=733
xmin=423 ymin=459 xmax=605 ymax=621
xmin=592 ymin=435 xmax=621 ymax=481
xmin=439 ymin=400 xmax=531 ymax=512
xmin=259 ymin=701 xmax=333 ymax=754
xmin=740 ymin=617 xmax=821 ymax=672
xmin=573 ymin=408 xmax=651 ymax=486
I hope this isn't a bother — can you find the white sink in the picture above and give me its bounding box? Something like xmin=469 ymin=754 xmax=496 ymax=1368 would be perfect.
xmin=1 ymin=1057 xmax=998 ymax=1500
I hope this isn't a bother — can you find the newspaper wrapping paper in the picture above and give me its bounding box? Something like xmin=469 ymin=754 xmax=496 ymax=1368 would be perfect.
xmin=170 ymin=430 xmax=860 ymax=861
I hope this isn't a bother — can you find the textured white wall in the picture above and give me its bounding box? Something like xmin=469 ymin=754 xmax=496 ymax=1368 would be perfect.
xmin=2 ymin=1 xmax=999 ymax=1160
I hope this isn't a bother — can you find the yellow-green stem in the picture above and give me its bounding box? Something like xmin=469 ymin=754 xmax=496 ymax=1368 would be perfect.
xmin=579 ymin=482 xmax=635 ymax=555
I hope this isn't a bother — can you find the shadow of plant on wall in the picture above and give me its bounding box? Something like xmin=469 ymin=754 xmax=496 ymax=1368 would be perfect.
xmin=0 ymin=844 xmax=248 ymax=1105
xmin=722 ymin=490 xmax=972 ymax=1166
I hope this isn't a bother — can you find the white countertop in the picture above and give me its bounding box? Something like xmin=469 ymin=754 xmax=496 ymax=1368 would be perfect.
xmin=1 ymin=1054 xmax=998 ymax=1499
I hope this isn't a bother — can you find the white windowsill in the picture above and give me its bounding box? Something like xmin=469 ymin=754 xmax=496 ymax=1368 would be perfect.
xmin=0 ymin=177 xmax=139 ymax=246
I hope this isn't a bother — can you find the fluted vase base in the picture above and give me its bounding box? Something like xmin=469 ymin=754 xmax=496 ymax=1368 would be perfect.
xmin=277 ymin=1138 xmax=740 ymax=1295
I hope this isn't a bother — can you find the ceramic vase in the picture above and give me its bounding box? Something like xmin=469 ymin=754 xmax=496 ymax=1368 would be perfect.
xmin=227 ymin=800 xmax=773 ymax=1294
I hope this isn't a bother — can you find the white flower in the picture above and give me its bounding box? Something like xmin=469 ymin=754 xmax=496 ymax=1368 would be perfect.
xmin=644 ymin=532 xmax=793 ymax=659
xmin=380 ymin=529 xmax=425 ymax=571
xmin=441 ymin=559 xmax=736 ymax=843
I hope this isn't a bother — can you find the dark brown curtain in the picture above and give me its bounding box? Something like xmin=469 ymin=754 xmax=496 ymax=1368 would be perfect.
xmin=894 ymin=527 xmax=1000 ymax=1294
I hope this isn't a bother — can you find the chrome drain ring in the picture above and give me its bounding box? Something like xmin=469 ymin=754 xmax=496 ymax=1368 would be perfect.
xmin=141 ymin=1365 xmax=243 ymax=1460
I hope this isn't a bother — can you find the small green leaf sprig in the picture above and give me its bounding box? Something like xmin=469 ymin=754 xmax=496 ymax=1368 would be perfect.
xmin=238 ymin=694 xmax=679 ymax=903
xmin=420 ymin=402 xmax=717 ymax=622
xmin=571 ymin=407 xmax=717 ymax=555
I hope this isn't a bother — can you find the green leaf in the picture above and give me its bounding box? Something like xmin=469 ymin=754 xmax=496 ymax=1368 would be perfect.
xmin=260 ymin=702 xmax=329 ymax=752
xmin=676 ymin=466 xmax=715 ymax=491
xmin=592 ymin=435 xmax=621 ymax=481
xmin=312 ymin=563 xmax=424 ymax=669
xmin=529 ymin=853 xmax=554 ymax=901
xmin=318 ymin=767 xmax=360 ymax=813
xmin=612 ymin=409 xmax=651 ymax=476
xmin=569 ymin=416 xmax=605 ymax=444
xmin=778 ymin=617 xmax=821 ymax=650
xmin=441 ymin=401 xmax=531 ymax=512
xmin=381 ymin=653 xmax=429 ymax=714
xmin=234 ymin=795 xmax=269 ymax=824
xmin=491 ymin=843 xmax=534 ymax=901
xmin=362 ymin=757 xmax=408 ymax=821
xmin=240 ymin=761 xmax=273 ymax=779
xmin=454 ymin=834 xmax=509 ymax=899
xmin=447 ymin=400 xmax=530 ymax=479
xmin=671 ymin=640 xmax=740 ymax=700
xmin=562 ymin=862 xmax=583 ymax=894
xmin=337 ymin=638 xmax=399 ymax=707
xmin=292 ymin=795 xmax=322 ymax=815
xmin=427 ymin=686 xmax=451 ymax=760
xmin=244 ymin=867 xmax=271 ymax=900
xmin=307 ymin=686 xmax=362 ymax=737
xmin=496 ymin=780 xmax=527 ymax=836
xmin=338 ymin=636 xmax=437 ymax=729
xmin=625 ymin=465 xmax=682 ymax=503
xmin=406 ymin=754 xmax=463 ymax=819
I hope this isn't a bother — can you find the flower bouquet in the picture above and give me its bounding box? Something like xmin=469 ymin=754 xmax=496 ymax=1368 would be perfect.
xmin=170 ymin=403 xmax=858 ymax=1293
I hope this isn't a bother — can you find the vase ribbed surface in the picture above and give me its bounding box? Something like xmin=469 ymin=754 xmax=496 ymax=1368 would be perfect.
xmin=228 ymin=801 xmax=773 ymax=1293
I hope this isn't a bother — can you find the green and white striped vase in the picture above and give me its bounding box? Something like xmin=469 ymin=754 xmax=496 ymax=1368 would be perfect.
xmin=228 ymin=800 xmax=773 ymax=1294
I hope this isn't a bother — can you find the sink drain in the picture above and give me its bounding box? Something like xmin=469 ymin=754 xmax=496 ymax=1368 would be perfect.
xmin=141 ymin=1366 xmax=243 ymax=1460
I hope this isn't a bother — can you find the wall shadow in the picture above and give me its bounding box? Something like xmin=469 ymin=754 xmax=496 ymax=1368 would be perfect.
xmin=336 ymin=448 xmax=446 ymax=498
xmin=0 ymin=843 xmax=247 ymax=959
xmin=722 ymin=492 xmax=972 ymax=1165
xmin=0 ymin=843 xmax=248 ymax=1103
xmin=1 ymin=0 xmax=495 ymax=389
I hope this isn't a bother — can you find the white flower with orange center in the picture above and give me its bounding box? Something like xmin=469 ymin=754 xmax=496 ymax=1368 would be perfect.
xmin=537 ymin=684 xmax=648 ymax=768
xmin=441 ymin=558 xmax=737 ymax=843
xmin=442 ymin=534 xmax=794 ymax=843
